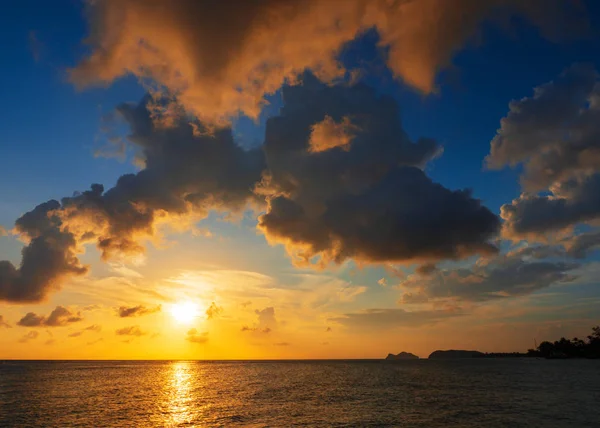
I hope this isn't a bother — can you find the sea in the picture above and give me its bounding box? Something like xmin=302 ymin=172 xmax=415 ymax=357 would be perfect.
xmin=1 ymin=359 xmax=599 ymax=427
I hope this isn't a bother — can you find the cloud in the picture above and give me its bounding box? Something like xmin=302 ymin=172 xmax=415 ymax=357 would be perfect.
xmin=563 ymin=230 xmax=600 ymax=259
xmin=19 ymin=331 xmax=39 ymax=343
xmin=377 ymin=278 xmax=387 ymax=287
xmin=71 ymin=0 xmax=582 ymax=122
xmin=257 ymin=75 xmax=499 ymax=266
xmin=330 ymin=307 xmax=462 ymax=329
xmin=115 ymin=325 xmax=146 ymax=336
xmin=0 ymin=201 xmax=88 ymax=302
xmin=400 ymin=292 xmax=429 ymax=304
xmin=186 ymin=328 xmax=208 ymax=344
xmin=501 ymin=174 xmax=600 ymax=240
xmin=85 ymin=324 xmax=102 ymax=332
xmin=487 ymin=64 xmax=599 ymax=191
xmin=401 ymin=251 xmax=579 ymax=302
xmin=69 ymin=324 xmax=102 ymax=338
xmin=205 ymin=302 xmax=223 ymax=320
xmin=416 ymin=263 xmax=437 ymax=275
xmin=241 ymin=325 xmax=273 ymax=335
xmin=87 ymin=338 xmax=104 ymax=346
xmin=17 ymin=306 xmax=83 ymax=327
xmin=255 ymin=307 xmax=276 ymax=328
xmin=0 ymin=315 xmax=11 ymax=328
xmin=117 ymin=304 xmax=161 ymax=318
xmin=274 ymin=342 xmax=290 ymax=346
xmin=486 ymin=64 xmax=600 ymax=240
xmin=0 ymin=95 xmax=264 ymax=303
xmin=241 ymin=307 xmax=276 ymax=333
xmin=308 ymin=116 xmax=356 ymax=153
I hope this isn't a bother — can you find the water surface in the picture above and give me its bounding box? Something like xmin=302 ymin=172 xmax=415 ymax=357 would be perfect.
xmin=1 ymin=359 xmax=599 ymax=427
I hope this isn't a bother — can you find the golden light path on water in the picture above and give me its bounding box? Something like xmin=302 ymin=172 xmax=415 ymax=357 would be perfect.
xmin=164 ymin=361 xmax=200 ymax=426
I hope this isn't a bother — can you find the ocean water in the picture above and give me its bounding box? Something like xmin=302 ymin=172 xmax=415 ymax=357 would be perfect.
xmin=1 ymin=359 xmax=599 ymax=427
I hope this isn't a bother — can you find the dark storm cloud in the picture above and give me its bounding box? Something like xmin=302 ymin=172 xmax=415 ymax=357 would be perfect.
xmin=0 ymin=201 xmax=88 ymax=303
xmin=71 ymin=0 xmax=583 ymax=121
xmin=416 ymin=263 xmax=437 ymax=276
xmin=486 ymin=64 xmax=600 ymax=240
xmin=186 ymin=328 xmax=208 ymax=344
xmin=0 ymin=96 xmax=264 ymax=303
xmin=117 ymin=304 xmax=161 ymax=318
xmin=58 ymin=96 xmax=265 ymax=261
xmin=1 ymin=76 xmax=502 ymax=300
xmin=330 ymin=307 xmax=463 ymax=329
xmin=17 ymin=306 xmax=83 ymax=327
xmin=401 ymin=252 xmax=579 ymax=302
xmin=258 ymin=75 xmax=500 ymax=266
xmin=0 ymin=315 xmax=11 ymax=328
xmin=115 ymin=325 xmax=146 ymax=336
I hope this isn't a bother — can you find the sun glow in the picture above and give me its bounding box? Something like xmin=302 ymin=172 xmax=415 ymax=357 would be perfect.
xmin=170 ymin=301 xmax=202 ymax=324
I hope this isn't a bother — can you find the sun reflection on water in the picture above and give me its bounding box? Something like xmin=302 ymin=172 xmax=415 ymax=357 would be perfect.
xmin=164 ymin=361 xmax=196 ymax=426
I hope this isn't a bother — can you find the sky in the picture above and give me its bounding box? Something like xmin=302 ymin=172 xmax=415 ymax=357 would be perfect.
xmin=1 ymin=0 xmax=600 ymax=360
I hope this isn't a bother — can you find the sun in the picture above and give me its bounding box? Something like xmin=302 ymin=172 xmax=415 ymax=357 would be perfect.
xmin=170 ymin=301 xmax=202 ymax=324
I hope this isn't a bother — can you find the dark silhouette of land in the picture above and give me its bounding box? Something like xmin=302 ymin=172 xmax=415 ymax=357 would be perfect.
xmin=429 ymin=350 xmax=484 ymax=359
xmin=386 ymin=325 xmax=600 ymax=360
xmin=385 ymin=352 xmax=419 ymax=360
xmin=526 ymin=325 xmax=600 ymax=359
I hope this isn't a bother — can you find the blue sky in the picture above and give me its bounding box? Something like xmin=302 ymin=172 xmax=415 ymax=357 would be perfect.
xmin=1 ymin=0 xmax=600 ymax=359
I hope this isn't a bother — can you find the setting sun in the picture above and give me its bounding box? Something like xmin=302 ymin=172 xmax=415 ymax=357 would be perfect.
xmin=170 ymin=301 xmax=202 ymax=324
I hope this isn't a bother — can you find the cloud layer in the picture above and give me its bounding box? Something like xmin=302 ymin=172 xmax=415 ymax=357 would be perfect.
xmin=487 ymin=64 xmax=600 ymax=240
xmin=1 ymin=74 xmax=504 ymax=302
xmin=71 ymin=0 xmax=581 ymax=122
xmin=401 ymin=250 xmax=579 ymax=302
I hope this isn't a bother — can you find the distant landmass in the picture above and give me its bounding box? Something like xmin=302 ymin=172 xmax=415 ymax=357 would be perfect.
xmin=385 ymin=352 xmax=419 ymax=360
xmin=428 ymin=350 xmax=485 ymax=359
xmin=383 ymin=325 xmax=600 ymax=361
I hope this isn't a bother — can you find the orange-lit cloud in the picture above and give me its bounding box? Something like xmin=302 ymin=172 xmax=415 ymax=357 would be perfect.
xmin=186 ymin=328 xmax=209 ymax=344
xmin=17 ymin=306 xmax=83 ymax=327
xmin=308 ymin=116 xmax=356 ymax=153
xmin=117 ymin=304 xmax=162 ymax=318
xmin=115 ymin=325 xmax=146 ymax=336
xmin=205 ymin=302 xmax=223 ymax=320
xmin=0 ymin=315 xmax=11 ymax=328
xmin=71 ymin=0 xmax=582 ymax=122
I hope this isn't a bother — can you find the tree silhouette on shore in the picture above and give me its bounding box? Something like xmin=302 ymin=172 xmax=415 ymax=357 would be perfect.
xmin=528 ymin=326 xmax=600 ymax=359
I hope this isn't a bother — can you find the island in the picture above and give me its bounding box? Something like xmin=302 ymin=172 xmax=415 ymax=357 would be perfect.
xmin=428 ymin=350 xmax=485 ymax=359
xmin=385 ymin=352 xmax=419 ymax=360
xmin=382 ymin=326 xmax=600 ymax=361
